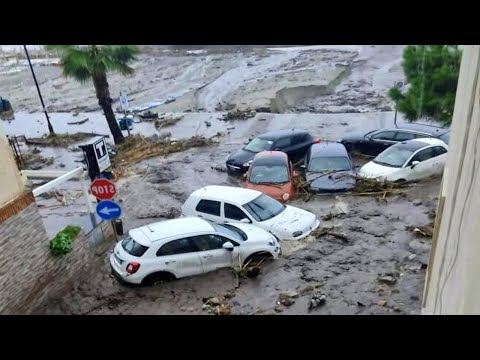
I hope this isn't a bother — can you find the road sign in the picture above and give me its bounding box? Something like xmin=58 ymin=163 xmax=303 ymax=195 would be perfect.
xmin=90 ymin=178 xmax=116 ymax=200
xmin=96 ymin=200 xmax=122 ymax=220
xmin=93 ymin=137 xmax=111 ymax=173
xmin=119 ymin=93 xmax=129 ymax=111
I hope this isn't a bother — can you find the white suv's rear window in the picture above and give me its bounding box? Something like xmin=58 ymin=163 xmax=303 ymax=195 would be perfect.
xmin=121 ymin=236 xmax=149 ymax=257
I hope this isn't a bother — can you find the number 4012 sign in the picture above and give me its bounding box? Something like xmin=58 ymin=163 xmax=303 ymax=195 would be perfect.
xmin=90 ymin=178 xmax=116 ymax=200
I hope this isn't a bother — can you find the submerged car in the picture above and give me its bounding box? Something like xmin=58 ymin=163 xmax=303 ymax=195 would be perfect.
xmin=340 ymin=123 xmax=450 ymax=156
xmin=181 ymin=185 xmax=320 ymax=241
xmin=244 ymin=151 xmax=298 ymax=202
xmin=110 ymin=217 xmax=281 ymax=285
xmin=302 ymin=142 xmax=356 ymax=192
xmin=226 ymin=129 xmax=319 ymax=174
xmin=359 ymin=138 xmax=448 ymax=182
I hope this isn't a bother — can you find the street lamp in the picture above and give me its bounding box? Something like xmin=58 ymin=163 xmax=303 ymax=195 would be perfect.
xmin=23 ymin=45 xmax=55 ymax=135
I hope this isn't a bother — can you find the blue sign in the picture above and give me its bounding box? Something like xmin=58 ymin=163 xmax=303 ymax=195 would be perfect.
xmin=96 ymin=200 xmax=122 ymax=220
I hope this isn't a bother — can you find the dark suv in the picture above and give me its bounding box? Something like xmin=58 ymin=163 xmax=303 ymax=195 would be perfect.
xmin=226 ymin=129 xmax=318 ymax=174
xmin=340 ymin=123 xmax=450 ymax=156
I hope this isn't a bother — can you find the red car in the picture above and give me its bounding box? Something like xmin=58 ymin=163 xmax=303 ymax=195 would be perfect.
xmin=244 ymin=151 xmax=298 ymax=202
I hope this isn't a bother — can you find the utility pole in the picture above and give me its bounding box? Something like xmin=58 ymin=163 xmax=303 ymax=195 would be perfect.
xmin=23 ymin=45 xmax=55 ymax=135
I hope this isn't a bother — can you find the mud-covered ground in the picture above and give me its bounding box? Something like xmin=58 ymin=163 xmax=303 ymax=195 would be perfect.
xmin=1 ymin=45 xmax=403 ymax=114
xmin=35 ymin=175 xmax=438 ymax=315
xmin=1 ymin=45 xmax=441 ymax=314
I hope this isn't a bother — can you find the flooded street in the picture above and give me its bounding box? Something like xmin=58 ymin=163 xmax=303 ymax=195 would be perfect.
xmin=1 ymin=45 xmax=442 ymax=314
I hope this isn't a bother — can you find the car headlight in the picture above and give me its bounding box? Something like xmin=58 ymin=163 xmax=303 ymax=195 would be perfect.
xmin=282 ymin=193 xmax=290 ymax=201
xmin=243 ymin=160 xmax=253 ymax=167
xmin=292 ymin=231 xmax=303 ymax=238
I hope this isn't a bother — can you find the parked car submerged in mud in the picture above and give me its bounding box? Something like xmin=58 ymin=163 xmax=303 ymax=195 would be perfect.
xmin=110 ymin=217 xmax=281 ymax=285
xmin=244 ymin=151 xmax=298 ymax=202
xmin=340 ymin=123 xmax=450 ymax=156
xmin=181 ymin=185 xmax=320 ymax=241
xmin=226 ymin=129 xmax=319 ymax=174
xmin=359 ymin=138 xmax=448 ymax=182
xmin=302 ymin=142 xmax=356 ymax=193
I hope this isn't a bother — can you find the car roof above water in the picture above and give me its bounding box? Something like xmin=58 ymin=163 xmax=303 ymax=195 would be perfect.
xmin=129 ymin=217 xmax=213 ymax=245
xmin=190 ymin=185 xmax=261 ymax=205
xmin=387 ymin=123 xmax=449 ymax=136
xmin=258 ymin=128 xmax=310 ymax=140
xmin=310 ymin=141 xmax=349 ymax=157
xmin=391 ymin=137 xmax=447 ymax=152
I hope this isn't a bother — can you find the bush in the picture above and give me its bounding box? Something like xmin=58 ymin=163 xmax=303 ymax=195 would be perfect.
xmin=49 ymin=225 xmax=81 ymax=256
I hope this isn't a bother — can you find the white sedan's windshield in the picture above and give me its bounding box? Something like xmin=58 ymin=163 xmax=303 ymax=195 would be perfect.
xmin=243 ymin=194 xmax=285 ymax=222
xmin=374 ymin=147 xmax=415 ymax=168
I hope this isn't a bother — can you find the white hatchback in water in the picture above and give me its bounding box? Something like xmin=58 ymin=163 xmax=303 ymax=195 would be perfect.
xmin=359 ymin=138 xmax=448 ymax=182
xmin=110 ymin=217 xmax=281 ymax=285
xmin=181 ymin=186 xmax=320 ymax=241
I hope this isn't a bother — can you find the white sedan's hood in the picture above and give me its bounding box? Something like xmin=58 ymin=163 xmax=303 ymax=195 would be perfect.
xmin=262 ymin=205 xmax=319 ymax=241
xmin=359 ymin=161 xmax=400 ymax=181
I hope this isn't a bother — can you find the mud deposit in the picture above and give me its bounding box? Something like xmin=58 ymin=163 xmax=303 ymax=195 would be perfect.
xmin=34 ymin=176 xmax=439 ymax=315
xmin=2 ymin=45 xmax=442 ymax=315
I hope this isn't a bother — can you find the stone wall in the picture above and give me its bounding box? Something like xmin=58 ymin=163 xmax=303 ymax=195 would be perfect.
xmin=0 ymin=198 xmax=116 ymax=314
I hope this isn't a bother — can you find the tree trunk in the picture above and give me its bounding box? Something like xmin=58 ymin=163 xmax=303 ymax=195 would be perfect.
xmin=92 ymin=73 xmax=124 ymax=144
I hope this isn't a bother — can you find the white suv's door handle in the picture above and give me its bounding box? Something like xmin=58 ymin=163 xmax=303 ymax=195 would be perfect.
xmin=203 ymin=254 xmax=214 ymax=258
xmin=165 ymin=260 xmax=176 ymax=264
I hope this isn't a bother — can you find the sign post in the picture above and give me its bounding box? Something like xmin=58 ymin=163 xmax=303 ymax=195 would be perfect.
xmin=90 ymin=178 xmax=122 ymax=237
xmin=119 ymin=92 xmax=131 ymax=136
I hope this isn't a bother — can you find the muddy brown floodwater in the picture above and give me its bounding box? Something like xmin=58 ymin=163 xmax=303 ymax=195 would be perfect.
xmin=2 ymin=45 xmax=441 ymax=314
xmin=34 ymin=144 xmax=440 ymax=315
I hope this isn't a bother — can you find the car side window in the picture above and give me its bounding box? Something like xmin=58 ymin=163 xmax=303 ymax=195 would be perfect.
xmin=191 ymin=234 xmax=237 ymax=251
xmin=195 ymin=200 xmax=221 ymax=216
xmin=224 ymin=203 xmax=248 ymax=221
xmin=408 ymin=148 xmax=435 ymax=165
xmin=395 ymin=131 xmax=417 ymax=141
xmin=157 ymin=238 xmax=198 ymax=256
xmin=274 ymin=137 xmax=291 ymax=149
xmin=432 ymin=146 xmax=447 ymax=157
xmin=371 ymin=131 xmax=397 ymax=141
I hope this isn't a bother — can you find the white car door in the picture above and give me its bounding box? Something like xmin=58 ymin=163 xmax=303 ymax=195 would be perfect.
xmin=223 ymin=202 xmax=252 ymax=224
xmin=155 ymin=238 xmax=204 ymax=278
xmin=429 ymin=146 xmax=448 ymax=176
xmin=191 ymin=234 xmax=238 ymax=273
xmin=404 ymin=147 xmax=436 ymax=181
xmin=194 ymin=199 xmax=223 ymax=223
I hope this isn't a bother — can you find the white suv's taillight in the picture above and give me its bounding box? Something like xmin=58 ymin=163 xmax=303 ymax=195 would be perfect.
xmin=126 ymin=262 xmax=140 ymax=274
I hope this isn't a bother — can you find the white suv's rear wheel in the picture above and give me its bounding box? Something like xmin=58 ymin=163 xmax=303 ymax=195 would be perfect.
xmin=142 ymin=272 xmax=176 ymax=286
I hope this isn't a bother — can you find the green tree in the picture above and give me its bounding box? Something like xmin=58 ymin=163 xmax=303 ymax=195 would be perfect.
xmin=389 ymin=45 xmax=462 ymax=126
xmin=46 ymin=45 xmax=139 ymax=144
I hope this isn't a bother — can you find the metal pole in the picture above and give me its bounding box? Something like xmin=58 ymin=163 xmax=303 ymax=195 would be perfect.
xmin=394 ymin=109 xmax=398 ymax=126
xmin=23 ymin=45 xmax=55 ymax=135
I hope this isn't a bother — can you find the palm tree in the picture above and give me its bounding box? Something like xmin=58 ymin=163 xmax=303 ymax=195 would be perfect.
xmin=46 ymin=45 xmax=139 ymax=144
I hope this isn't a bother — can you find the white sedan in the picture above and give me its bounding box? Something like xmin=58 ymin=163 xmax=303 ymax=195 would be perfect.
xmin=181 ymin=185 xmax=320 ymax=241
xmin=359 ymin=138 xmax=448 ymax=182
xmin=110 ymin=217 xmax=281 ymax=285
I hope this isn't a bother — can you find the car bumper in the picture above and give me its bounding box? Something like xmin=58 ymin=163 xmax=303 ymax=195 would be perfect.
xmin=282 ymin=219 xmax=321 ymax=241
xmin=226 ymin=163 xmax=248 ymax=174
xmin=109 ymin=253 xmax=142 ymax=284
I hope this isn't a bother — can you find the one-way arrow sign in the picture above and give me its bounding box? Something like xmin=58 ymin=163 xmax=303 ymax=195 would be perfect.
xmin=96 ymin=200 xmax=122 ymax=220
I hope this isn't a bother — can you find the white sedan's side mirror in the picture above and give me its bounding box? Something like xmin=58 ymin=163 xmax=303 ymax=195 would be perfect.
xmin=411 ymin=160 xmax=420 ymax=169
xmin=240 ymin=218 xmax=250 ymax=223
xmin=223 ymin=242 xmax=234 ymax=251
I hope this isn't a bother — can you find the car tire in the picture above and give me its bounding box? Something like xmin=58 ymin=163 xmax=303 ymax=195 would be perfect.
xmin=142 ymin=272 xmax=176 ymax=286
xmin=244 ymin=252 xmax=273 ymax=267
xmin=395 ymin=179 xmax=407 ymax=184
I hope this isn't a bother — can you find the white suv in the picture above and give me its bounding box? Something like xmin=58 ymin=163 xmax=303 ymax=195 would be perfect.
xmin=181 ymin=186 xmax=320 ymax=241
xmin=110 ymin=217 xmax=281 ymax=285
